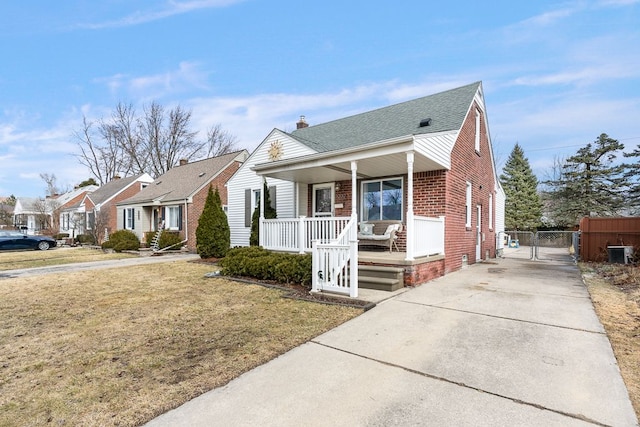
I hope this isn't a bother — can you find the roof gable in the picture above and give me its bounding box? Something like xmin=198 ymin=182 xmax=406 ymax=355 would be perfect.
xmin=288 ymin=82 xmax=480 ymax=152
xmin=86 ymin=173 xmax=153 ymax=206
xmin=120 ymin=151 xmax=248 ymax=205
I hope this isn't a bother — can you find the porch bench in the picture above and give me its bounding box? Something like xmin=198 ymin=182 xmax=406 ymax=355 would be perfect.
xmin=358 ymin=220 xmax=403 ymax=252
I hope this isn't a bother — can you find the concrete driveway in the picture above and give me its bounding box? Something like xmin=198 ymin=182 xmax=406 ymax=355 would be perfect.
xmin=147 ymin=250 xmax=637 ymax=426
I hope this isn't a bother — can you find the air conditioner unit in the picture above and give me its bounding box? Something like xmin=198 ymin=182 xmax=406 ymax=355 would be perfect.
xmin=607 ymin=246 xmax=634 ymax=264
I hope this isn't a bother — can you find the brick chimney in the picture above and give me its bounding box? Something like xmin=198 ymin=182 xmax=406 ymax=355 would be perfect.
xmin=179 ymin=159 xmax=188 ymax=166
xmin=296 ymin=115 xmax=308 ymax=129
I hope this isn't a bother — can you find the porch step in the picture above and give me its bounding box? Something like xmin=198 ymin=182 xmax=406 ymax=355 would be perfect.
xmin=358 ymin=265 xmax=404 ymax=292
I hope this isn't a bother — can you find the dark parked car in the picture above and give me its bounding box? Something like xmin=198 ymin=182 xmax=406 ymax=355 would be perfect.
xmin=0 ymin=230 xmax=57 ymax=251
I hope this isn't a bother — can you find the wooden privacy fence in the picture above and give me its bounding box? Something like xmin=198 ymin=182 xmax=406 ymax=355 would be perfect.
xmin=579 ymin=217 xmax=640 ymax=262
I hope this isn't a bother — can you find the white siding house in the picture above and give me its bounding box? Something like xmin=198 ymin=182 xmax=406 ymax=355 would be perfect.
xmin=227 ymin=128 xmax=316 ymax=247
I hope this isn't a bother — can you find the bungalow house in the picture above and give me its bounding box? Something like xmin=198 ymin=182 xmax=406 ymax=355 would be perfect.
xmin=79 ymin=173 xmax=154 ymax=243
xmin=13 ymin=197 xmax=52 ymax=234
xmin=57 ymin=185 xmax=99 ymax=237
xmin=14 ymin=186 xmax=97 ymax=235
xmin=116 ymin=150 xmax=249 ymax=251
xmin=227 ymin=81 xmax=505 ymax=297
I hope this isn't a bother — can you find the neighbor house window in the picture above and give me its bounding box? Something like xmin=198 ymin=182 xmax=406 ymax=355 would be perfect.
xmin=166 ymin=206 xmax=182 ymax=230
xmin=86 ymin=212 xmax=95 ymax=230
xmin=361 ymin=178 xmax=403 ymax=221
xmin=465 ymin=182 xmax=472 ymax=228
xmin=62 ymin=213 xmax=70 ymax=230
xmin=125 ymin=208 xmax=135 ymax=230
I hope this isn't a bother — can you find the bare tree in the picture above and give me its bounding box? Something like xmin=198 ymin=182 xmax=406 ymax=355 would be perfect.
xmin=74 ymin=101 xmax=238 ymax=181
xmin=89 ymin=209 xmax=111 ymax=244
xmin=40 ymin=173 xmax=61 ymax=197
xmin=74 ymin=116 xmax=130 ymax=185
xmin=206 ymin=123 xmax=238 ymax=158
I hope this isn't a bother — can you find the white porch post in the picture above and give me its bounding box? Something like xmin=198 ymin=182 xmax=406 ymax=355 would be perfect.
xmin=406 ymin=152 xmax=415 ymax=261
xmin=351 ymin=160 xmax=358 ymax=218
xmin=259 ymin=180 xmax=265 ymax=247
xmin=350 ymin=160 xmax=358 ymax=298
xmin=298 ymin=216 xmax=306 ymax=254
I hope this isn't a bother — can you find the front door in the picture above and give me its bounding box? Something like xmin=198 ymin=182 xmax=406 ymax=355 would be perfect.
xmin=312 ymin=183 xmax=334 ymax=217
xmin=476 ymin=205 xmax=482 ymax=261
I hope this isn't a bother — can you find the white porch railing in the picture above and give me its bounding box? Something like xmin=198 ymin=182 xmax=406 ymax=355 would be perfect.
xmin=311 ymin=216 xmax=358 ymax=298
xmin=262 ymin=216 xmax=351 ymax=253
xmin=412 ymin=215 xmax=445 ymax=257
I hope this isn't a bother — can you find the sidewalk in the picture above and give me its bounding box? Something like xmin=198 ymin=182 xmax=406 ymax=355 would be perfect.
xmin=146 ymin=254 xmax=638 ymax=426
xmin=0 ymin=252 xmax=200 ymax=279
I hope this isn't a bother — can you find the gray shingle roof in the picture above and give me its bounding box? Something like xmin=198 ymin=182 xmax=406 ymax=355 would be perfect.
xmin=87 ymin=174 xmax=149 ymax=206
xmin=288 ymin=82 xmax=480 ymax=152
xmin=120 ymin=151 xmax=246 ymax=205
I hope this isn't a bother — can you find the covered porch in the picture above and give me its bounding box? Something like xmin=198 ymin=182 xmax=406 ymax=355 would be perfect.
xmin=253 ymin=137 xmax=451 ymax=297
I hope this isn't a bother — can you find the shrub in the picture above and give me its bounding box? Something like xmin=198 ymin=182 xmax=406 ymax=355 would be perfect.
xmin=54 ymin=233 xmax=70 ymax=240
xmin=75 ymin=234 xmax=95 ymax=245
xmin=158 ymin=231 xmax=183 ymax=250
xmin=101 ymin=230 xmax=140 ymax=252
xmin=219 ymin=246 xmax=312 ymax=288
xmin=196 ymin=185 xmax=230 ymax=258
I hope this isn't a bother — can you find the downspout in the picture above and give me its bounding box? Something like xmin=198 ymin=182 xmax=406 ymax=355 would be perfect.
xmin=184 ymin=199 xmax=189 ymax=247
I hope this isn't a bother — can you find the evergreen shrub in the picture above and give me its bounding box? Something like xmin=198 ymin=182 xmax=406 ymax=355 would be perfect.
xmin=219 ymin=246 xmax=312 ymax=288
xmin=101 ymin=230 xmax=140 ymax=252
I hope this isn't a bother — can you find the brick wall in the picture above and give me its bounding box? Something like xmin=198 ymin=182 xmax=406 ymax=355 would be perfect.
xmin=185 ymin=161 xmax=242 ymax=252
xmin=444 ymin=102 xmax=497 ymax=273
xmin=103 ymin=182 xmax=148 ymax=237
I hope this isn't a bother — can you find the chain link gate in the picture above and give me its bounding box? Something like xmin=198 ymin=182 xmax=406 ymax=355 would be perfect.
xmin=534 ymin=231 xmax=577 ymax=261
xmin=501 ymin=231 xmax=535 ymax=259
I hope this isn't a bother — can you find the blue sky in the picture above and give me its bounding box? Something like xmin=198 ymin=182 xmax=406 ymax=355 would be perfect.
xmin=1 ymin=0 xmax=639 ymax=198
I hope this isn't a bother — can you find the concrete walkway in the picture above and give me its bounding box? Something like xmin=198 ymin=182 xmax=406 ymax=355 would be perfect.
xmin=146 ymin=252 xmax=637 ymax=426
xmin=0 ymin=252 xmax=200 ymax=279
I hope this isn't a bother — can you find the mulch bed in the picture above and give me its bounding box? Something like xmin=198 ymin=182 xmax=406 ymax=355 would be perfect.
xmin=193 ymin=257 xmax=375 ymax=310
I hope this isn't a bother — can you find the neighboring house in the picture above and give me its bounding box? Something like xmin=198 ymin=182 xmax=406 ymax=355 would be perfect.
xmin=13 ymin=196 xmax=59 ymax=234
xmin=116 ymin=151 xmax=249 ymax=251
xmin=227 ymin=81 xmax=505 ymax=296
xmin=80 ymin=174 xmax=154 ymax=243
xmin=56 ymin=185 xmax=99 ymax=237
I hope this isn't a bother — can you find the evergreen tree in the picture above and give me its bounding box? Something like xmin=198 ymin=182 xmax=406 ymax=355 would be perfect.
xmin=500 ymin=143 xmax=542 ymax=231
xmin=250 ymin=180 xmax=277 ymax=246
xmin=196 ymin=185 xmax=230 ymax=258
xmin=623 ymin=143 xmax=640 ymax=214
xmin=544 ymin=134 xmax=625 ymax=225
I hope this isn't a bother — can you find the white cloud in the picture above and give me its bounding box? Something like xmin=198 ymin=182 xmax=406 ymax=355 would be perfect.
xmin=95 ymin=61 xmax=210 ymax=100
xmin=79 ymin=0 xmax=246 ymax=29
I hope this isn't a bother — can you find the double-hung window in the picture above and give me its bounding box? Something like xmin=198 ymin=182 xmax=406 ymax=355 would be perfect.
xmin=166 ymin=206 xmax=182 ymax=230
xmin=124 ymin=208 xmax=135 ymax=230
xmin=361 ymin=178 xmax=403 ymax=221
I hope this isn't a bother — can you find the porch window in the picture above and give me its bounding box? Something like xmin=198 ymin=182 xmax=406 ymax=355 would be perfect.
xmin=362 ymin=178 xmax=403 ymax=221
